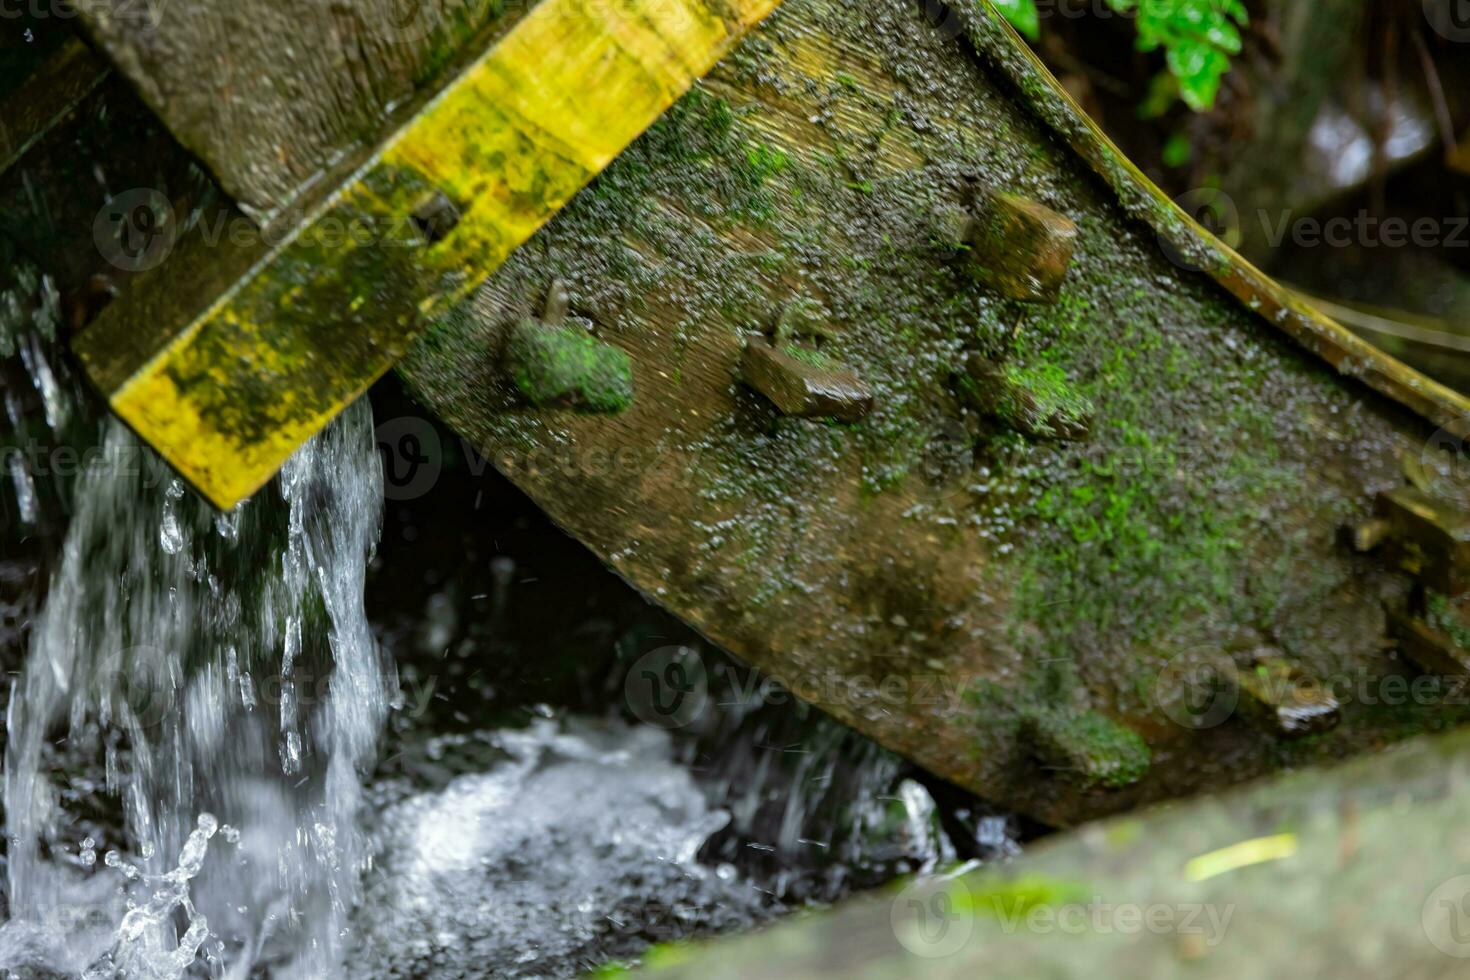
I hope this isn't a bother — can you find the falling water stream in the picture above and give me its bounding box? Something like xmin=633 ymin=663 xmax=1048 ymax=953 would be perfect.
xmin=0 ymin=323 xmax=390 ymax=977
xmin=0 ymin=323 xmax=1013 ymax=978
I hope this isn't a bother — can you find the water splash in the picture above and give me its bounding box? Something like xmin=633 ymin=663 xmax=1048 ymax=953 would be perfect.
xmin=84 ymin=814 xmax=221 ymax=980
xmin=352 ymin=718 xmax=768 ymax=978
xmin=1 ymin=398 xmax=389 ymax=978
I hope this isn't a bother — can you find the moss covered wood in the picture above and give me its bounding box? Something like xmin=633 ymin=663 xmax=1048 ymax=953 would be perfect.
xmin=47 ymin=0 xmax=1463 ymax=513
xmin=69 ymin=0 xmax=781 ymax=508
xmin=399 ymin=0 xmax=1470 ymax=826
xmin=741 ymin=339 xmax=874 ymax=421
xmin=70 ymin=0 xmax=522 ymax=221
xmin=507 ymin=320 xmax=635 ymax=413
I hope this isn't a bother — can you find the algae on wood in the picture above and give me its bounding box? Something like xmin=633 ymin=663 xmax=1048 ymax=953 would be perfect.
xmin=66 ymin=0 xmax=782 ymax=508
xmin=398 ymin=0 xmax=1470 ymax=826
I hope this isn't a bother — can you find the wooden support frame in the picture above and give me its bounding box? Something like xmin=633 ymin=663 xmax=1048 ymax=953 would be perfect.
xmin=392 ymin=0 xmax=1470 ymax=825
xmin=70 ymin=0 xmax=781 ymax=508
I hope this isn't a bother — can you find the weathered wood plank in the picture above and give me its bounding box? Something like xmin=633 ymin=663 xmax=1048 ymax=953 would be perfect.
xmin=70 ymin=0 xmax=783 ymax=508
xmin=0 ymin=36 xmax=110 ymax=177
xmin=397 ymin=0 xmax=1470 ymax=825
xmin=71 ymin=0 xmax=515 ymax=221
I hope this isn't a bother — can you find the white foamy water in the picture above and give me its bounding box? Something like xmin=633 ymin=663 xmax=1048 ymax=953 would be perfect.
xmin=351 ymin=717 xmax=767 ymax=978
xmin=1 ymin=399 xmax=389 ymax=978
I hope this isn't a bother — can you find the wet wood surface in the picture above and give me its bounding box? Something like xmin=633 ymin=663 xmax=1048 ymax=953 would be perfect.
xmin=398 ymin=0 xmax=1470 ymax=825
xmin=71 ymin=0 xmax=518 ymax=220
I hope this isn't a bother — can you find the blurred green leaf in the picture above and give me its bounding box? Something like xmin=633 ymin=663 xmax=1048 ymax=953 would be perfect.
xmin=1162 ymin=131 xmax=1192 ymax=167
xmin=993 ymin=0 xmax=1041 ymax=40
xmin=1105 ymin=0 xmax=1247 ymax=111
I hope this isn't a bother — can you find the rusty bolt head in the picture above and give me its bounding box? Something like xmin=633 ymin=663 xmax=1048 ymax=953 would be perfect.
xmin=741 ymin=338 xmax=873 ymax=423
xmin=961 ymin=190 xmax=1077 ymax=303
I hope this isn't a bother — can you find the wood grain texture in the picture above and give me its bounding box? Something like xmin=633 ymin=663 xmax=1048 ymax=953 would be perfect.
xmin=72 ymin=0 xmax=515 ymax=221
xmin=71 ymin=0 xmax=782 ymax=508
xmin=957 ymin=3 xmax=1468 ymax=431
xmin=399 ymin=0 xmax=1468 ymax=825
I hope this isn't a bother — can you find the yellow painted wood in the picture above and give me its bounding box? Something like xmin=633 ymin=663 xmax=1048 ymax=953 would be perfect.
xmin=73 ymin=0 xmax=781 ymax=509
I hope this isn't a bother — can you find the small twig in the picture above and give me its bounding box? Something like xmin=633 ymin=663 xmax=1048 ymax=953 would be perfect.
xmin=1409 ymin=26 xmax=1457 ymax=164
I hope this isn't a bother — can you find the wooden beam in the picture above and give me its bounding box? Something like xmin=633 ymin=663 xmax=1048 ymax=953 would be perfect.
xmin=397 ymin=0 xmax=1470 ymax=826
xmin=70 ymin=0 xmax=782 ymax=509
xmin=71 ymin=0 xmax=513 ymax=222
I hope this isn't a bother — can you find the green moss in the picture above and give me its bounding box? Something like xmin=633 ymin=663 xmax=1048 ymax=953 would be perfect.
xmin=592 ymin=88 xmax=791 ymax=229
xmin=1022 ymin=707 xmax=1151 ymax=789
xmin=1428 ymin=593 xmax=1470 ymax=650
xmin=782 ymin=345 xmax=839 ymax=370
xmin=997 ymin=361 xmax=1092 ymax=436
xmin=993 ymin=277 xmax=1318 ymax=686
xmin=401 ymin=0 xmax=1427 ymax=811
xmin=506 ymin=320 xmax=633 ymax=413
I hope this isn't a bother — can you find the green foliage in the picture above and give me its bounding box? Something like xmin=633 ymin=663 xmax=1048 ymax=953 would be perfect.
xmin=991 ymin=0 xmax=1040 ymax=39
xmin=991 ymin=0 xmax=1247 ymax=111
xmin=1162 ymin=130 xmax=1193 ymax=167
xmin=1113 ymin=0 xmax=1247 ymax=110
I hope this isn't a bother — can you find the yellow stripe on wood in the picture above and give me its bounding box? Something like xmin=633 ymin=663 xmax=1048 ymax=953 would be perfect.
xmin=73 ymin=0 xmax=781 ymax=509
